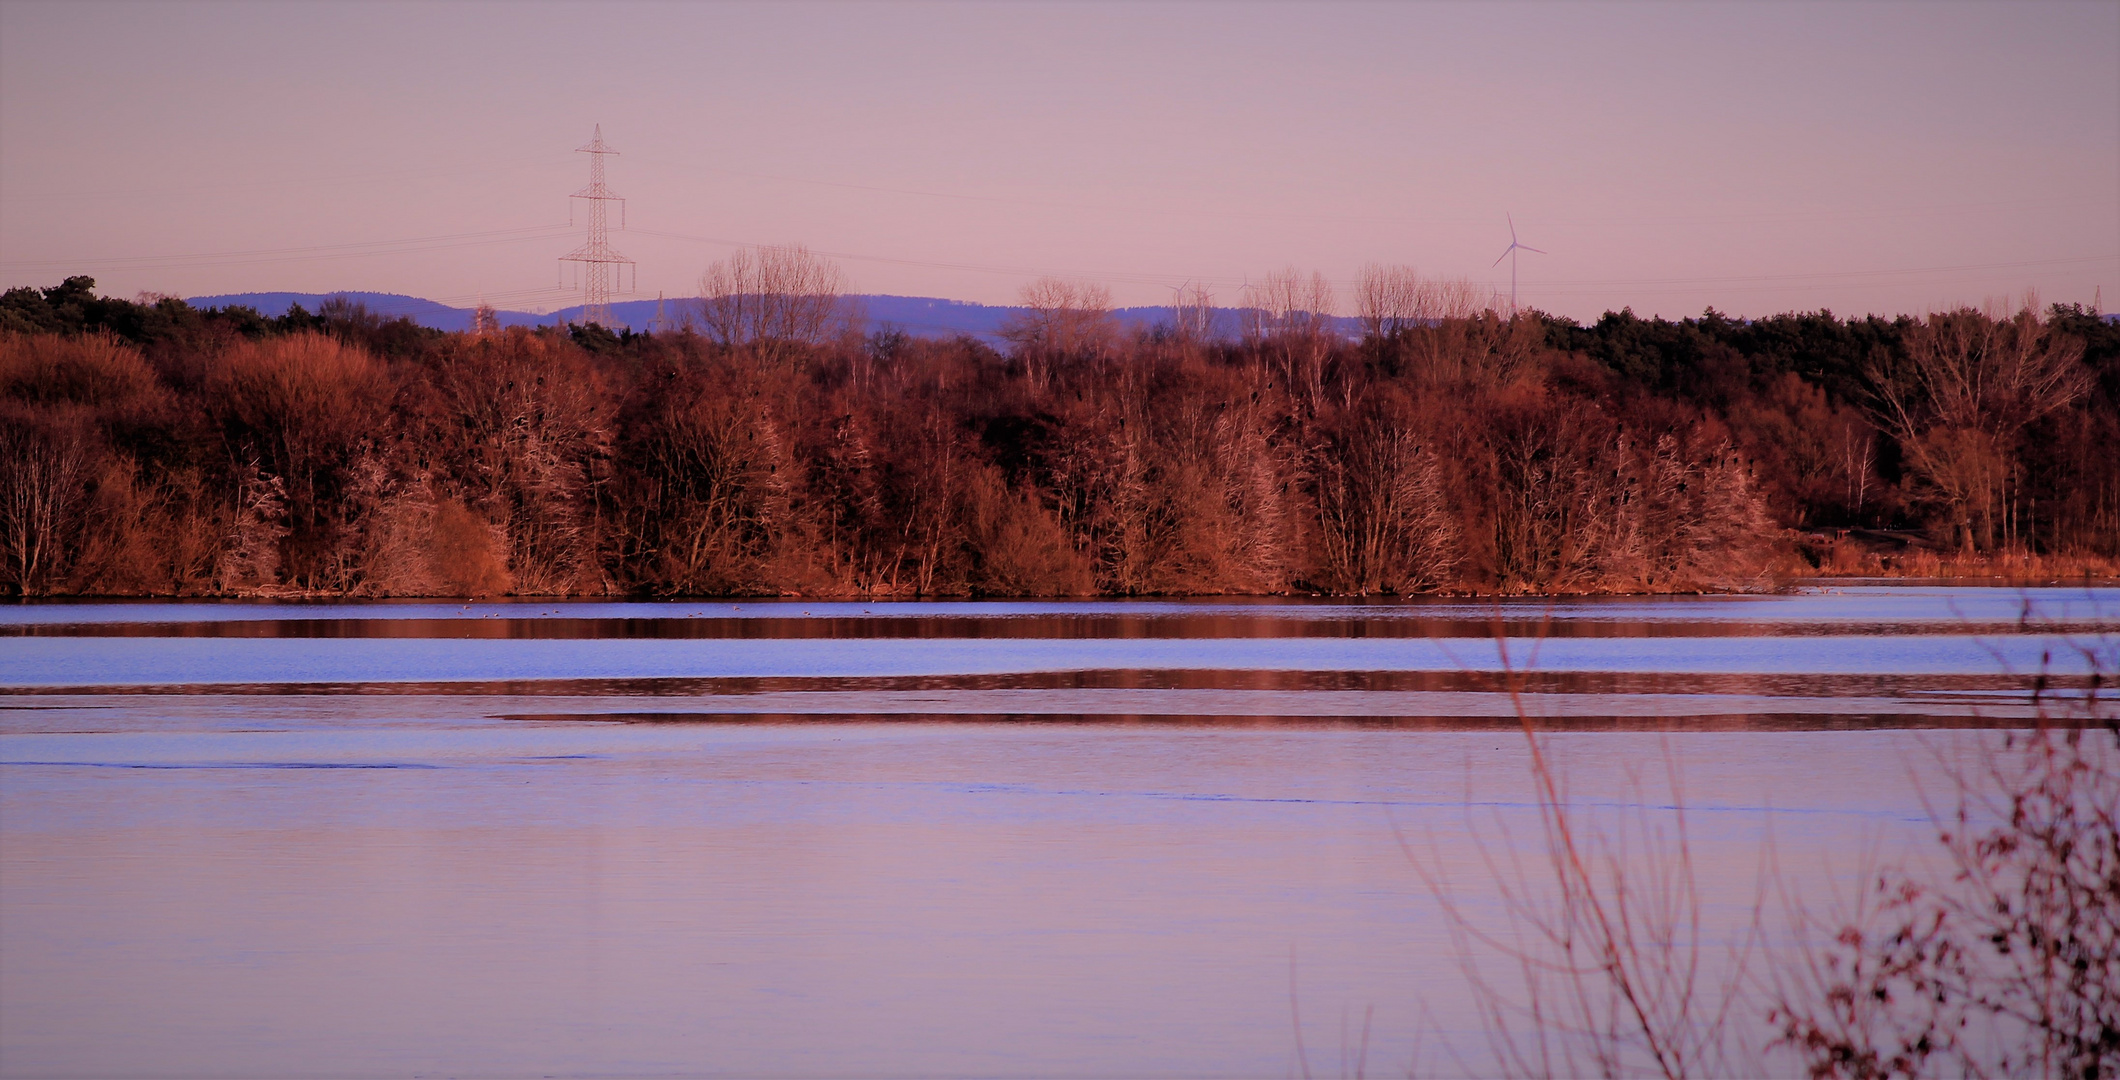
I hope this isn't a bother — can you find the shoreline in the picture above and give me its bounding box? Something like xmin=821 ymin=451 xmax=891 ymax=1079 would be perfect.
xmin=7 ymin=569 xmax=2118 ymax=603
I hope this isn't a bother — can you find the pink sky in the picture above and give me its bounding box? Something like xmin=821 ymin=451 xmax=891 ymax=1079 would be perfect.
xmin=2 ymin=0 xmax=2114 ymax=320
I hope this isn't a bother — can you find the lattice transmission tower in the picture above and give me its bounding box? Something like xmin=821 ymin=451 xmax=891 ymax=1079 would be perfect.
xmin=559 ymin=125 xmax=634 ymax=327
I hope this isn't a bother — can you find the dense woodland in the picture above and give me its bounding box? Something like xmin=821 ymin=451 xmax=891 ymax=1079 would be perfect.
xmin=2 ymin=264 xmax=2115 ymax=598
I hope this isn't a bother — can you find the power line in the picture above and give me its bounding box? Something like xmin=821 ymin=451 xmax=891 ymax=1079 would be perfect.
xmin=0 ymin=156 xmax=576 ymax=204
xmin=631 ymin=154 xmax=2111 ymax=231
xmin=0 ymin=224 xmax=573 ymax=273
xmin=630 ymin=225 xmax=2114 ymax=293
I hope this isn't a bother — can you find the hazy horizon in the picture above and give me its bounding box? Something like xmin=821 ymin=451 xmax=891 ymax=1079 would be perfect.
xmin=3 ymin=0 xmax=2115 ymax=321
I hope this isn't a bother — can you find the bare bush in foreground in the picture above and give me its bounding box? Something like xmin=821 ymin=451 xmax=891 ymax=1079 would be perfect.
xmin=1425 ymin=637 xmax=2118 ymax=1078
xmin=1771 ymin=694 xmax=2119 ymax=1078
xmin=1416 ymin=697 xmax=1764 ymax=1077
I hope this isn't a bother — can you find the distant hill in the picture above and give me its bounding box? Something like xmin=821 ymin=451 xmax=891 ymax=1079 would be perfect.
xmin=183 ymin=291 xmax=561 ymax=333
xmin=184 ymin=291 xmax=1363 ymax=342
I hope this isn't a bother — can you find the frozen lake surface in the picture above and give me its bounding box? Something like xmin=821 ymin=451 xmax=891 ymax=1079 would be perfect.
xmin=3 ymin=586 xmax=2114 ymax=1076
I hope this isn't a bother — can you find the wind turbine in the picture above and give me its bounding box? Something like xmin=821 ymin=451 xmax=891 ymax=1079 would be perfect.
xmin=1491 ymin=214 xmax=1545 ymax=314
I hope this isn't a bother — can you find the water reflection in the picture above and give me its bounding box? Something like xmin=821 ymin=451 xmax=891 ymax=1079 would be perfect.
xmin=5 ymin=631 xmax=2112 ymax=692
xmin=0 ymin=666 xmax=2071 ymax=696
xmin=2 ymin=586 xmax=2114 ymax=1077
xmin=6 ymin=584 xmax=2117 ymax=640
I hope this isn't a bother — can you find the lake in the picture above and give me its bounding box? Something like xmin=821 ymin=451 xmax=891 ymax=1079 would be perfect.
xmin=3 ymin=586 xmax=2113 ymax=1077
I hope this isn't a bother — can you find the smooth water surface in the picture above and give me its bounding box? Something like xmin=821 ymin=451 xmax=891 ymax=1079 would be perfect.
xmin=3 ymin=586 xmax=2114 ymax=1077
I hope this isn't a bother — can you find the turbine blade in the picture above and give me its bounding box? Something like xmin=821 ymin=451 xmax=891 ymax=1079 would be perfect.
xmin=1520 ymin=245 xmax=1547 ymax=254
xmin=1492 ymin=249 xmax=1512 ymax=267
xmin=1507 ymin=213 xmax=1518 ymax=243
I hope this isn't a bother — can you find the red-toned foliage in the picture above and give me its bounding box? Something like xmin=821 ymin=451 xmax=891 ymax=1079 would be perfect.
xmin=1 ymin=288 xmax=2110 ymax=597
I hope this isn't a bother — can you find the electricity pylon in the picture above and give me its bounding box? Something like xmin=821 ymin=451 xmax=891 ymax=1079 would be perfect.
xmin=560 ymin=125 xmax=633 ymax=328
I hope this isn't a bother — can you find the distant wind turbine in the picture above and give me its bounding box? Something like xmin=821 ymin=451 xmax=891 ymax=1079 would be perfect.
xmin=1491 ymin=214 xmax=1545 ymax=314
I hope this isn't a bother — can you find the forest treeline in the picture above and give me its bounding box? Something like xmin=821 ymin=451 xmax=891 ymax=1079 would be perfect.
xmin=2 ymin=265 xmax=2116 ymax=598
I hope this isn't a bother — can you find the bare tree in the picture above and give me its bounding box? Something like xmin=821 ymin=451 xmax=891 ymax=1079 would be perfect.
xmin=1867 ymin=304 xmax=2091 ymax=553
xmin=1245 ymin=268 xmax=1337 ymax=407
xmin=1623 ymin=433 xmax=1774 ymax=590
xmin=697 ymin=244 xmax=856 ymax=367
xmin=0 ymin=406 xmax=94 ymax=595
xmin=1357 ymin=263 xmax=1421 ymax=341
xmin=1313 ymin=410 xmax=1460 ymax=594
xmin=1168 ymin=281 xmax=1217 ymax=349
xmin=1355 ymin=266 xmax=1515 ymax=385
xmin=623 ymin=363 xmax=807 ymax=595
xmin=1358 ymin=264 xmax=1496 ymax=341
xmin=424 ymin=329 xmax=613 ymax=594
xmin=1001 ymin=277 xmax=1117 ymax=392
xmin=211 ymin=332 xmax=391 ymax=589
xmin=1209 ymin=393 xmax=1299 ymax=590
xmin=1480 ymin=397 xmax=1633 ymax=591
xmin=214 ymin=461 xmax=288 ymax=592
